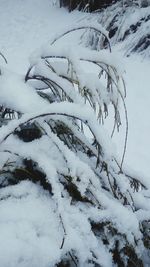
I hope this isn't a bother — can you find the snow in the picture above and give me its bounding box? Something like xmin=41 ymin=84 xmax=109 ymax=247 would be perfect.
xmin=0 ymin=0 xmax=148 ymax=178
xmin=0 ymin=0 xmax=150 ymax=266
xmin=124 ymin=57 xmax=150 ymax=175
xmin=111 ymin=56 xmax=150 ymax=184
xmin=0 ymin=131 xmax=144 ymax=265
xmin=86 ymin=2 xmax=150 ymax=58
xmin=0 ymin=0 xmax=83 ymax=73
xmin=0 ymin=181 xmax=62 ymax=267
xmin=0 ymin=69 xmax=48 ymax=113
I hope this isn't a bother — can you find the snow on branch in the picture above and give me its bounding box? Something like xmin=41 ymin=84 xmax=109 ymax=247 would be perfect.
xmin=0 ymin=23 xmax=149 ymax=267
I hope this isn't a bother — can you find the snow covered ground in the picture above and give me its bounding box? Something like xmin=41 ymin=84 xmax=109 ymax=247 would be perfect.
xmin=0 ymin=0 xmax=149 ymax=177
xmin=121 ymin=56 xmax=150 ymax=179
xmin=0 ymin=0 xmax=83 ymax=73
xmin=111 ymin=55 xmax=150 ymax=181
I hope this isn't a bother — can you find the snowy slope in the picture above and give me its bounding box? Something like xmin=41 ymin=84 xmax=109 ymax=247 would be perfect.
xmin=0 ymin=0 xmax=83 ymax=73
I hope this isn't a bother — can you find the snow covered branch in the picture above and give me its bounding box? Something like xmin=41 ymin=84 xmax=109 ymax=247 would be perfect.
xmin=0 ymin=23 xmax=149 ymax=267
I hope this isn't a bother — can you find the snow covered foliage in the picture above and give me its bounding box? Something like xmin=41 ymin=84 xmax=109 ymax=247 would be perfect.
xmin=58 ymin=0 xmax=117 ymax=12
xmin=0 ymin=24 xmax=150 ymax=267
xmin=84 ymin=1 xmax=150 ymax=57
